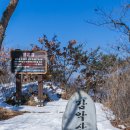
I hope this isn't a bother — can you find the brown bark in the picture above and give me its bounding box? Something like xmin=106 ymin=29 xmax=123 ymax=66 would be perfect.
xmin=0 ymin=0 xmax=19 ymax=50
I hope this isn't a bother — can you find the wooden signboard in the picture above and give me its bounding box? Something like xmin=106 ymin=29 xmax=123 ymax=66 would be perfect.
xmin=11 ymin=50 xmax=47 ymax=74
xmin=62 ymin=90 xmax=97 ymax=130
xmin=11 ymin=49 xmax=47 ymax=106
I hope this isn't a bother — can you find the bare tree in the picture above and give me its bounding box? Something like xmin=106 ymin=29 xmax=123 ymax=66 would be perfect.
xmin=0 ymin=0 xmax=19 ymax=50
xmin=87 ymin=4 xmax=130 ymax=42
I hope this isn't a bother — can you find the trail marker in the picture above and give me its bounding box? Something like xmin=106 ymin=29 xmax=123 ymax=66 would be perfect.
xmin=62 ymin=90 xmax=97 ymax=130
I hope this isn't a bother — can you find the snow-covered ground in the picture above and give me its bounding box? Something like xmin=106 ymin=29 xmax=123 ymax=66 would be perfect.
xmin=0 ymin=99 xmax=120 ymax=130
xmin=0 ymin=82 xmax=120 ymax=130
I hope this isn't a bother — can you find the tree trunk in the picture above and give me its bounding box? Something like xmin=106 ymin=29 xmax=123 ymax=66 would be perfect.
xmin=0 ymin=0 xmax=19 ymax=50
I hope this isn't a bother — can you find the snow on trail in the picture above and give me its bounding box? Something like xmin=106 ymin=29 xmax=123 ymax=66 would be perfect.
xmin=0 ymin=99 xmax=120 ymax=130
xmin=96 ymin=103 xmax=119 ymax=130
xmin=0 ymin=99 xmax=66 ymax=130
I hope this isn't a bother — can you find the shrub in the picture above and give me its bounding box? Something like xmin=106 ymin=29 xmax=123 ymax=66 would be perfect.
xmin=104 ymin=67 xmax=130 ymax=127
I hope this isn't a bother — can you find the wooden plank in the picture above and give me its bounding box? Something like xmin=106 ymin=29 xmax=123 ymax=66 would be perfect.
xmin=38 ymin=74 xmax=43 ymax=107
xmin=16 ymin=74 xmax=22 ymax=105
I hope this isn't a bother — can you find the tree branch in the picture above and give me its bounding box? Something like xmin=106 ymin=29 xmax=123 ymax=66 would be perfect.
xmin=0 ymin=0 xmax=19 ymax=50
xmin=86 ymin=6 xmax=130 ymax=42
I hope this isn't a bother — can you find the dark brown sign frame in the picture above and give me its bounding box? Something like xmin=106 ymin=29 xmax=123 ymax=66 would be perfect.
xmin=11 ymin=50 xmax=47 ymax=74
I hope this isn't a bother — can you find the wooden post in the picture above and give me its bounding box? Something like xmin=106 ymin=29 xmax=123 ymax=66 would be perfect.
xmin=16 ymin=74 xmax=22 ymax=106
xmin=38 ymin=74 xmax=43 ymax=107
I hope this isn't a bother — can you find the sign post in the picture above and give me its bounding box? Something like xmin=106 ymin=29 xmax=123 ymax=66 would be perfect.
xmin=38 ymin=74 xmax=43 ymax=107
xmin=16 ymin=74 xmax=22 ymax=106
xmin=11 ymin=50 xmax=47 ymax=106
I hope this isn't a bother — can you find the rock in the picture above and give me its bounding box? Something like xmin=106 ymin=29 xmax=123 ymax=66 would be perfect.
xmin=62 ymin=90 xmax=97 ymax=130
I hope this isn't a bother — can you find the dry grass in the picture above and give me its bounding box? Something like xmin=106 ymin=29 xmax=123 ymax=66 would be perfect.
xmin=61 ymin=85 xmax=77 ymax=100
xmin=24 ymin=95 xmax=38 ymax=106
xmin=104 ymin=67 xmax=130 ymax=128
xmin=0 ymin=107 xmax=24 ymax=120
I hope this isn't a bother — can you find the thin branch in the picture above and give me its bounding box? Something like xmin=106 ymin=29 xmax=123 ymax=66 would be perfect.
xmin=85 ymin=20 xmax=113 ymax=26
xmin=86 ymin=6 xmax=130 ymax=42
